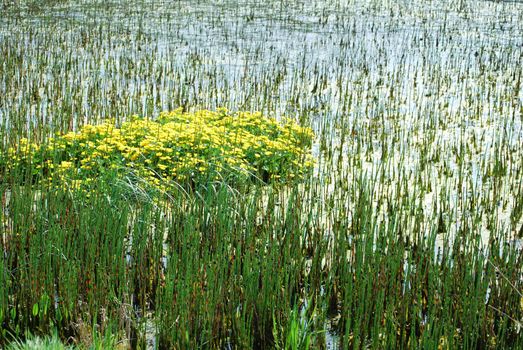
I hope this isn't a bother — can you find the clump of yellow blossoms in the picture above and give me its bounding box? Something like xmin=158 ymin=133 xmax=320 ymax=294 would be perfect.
xmin=4 ymin=108 xmax=314 ymax=194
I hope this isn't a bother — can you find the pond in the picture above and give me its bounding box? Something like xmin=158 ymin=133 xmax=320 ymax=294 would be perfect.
xmin=1 ymin=0 xmax=523 ymax=349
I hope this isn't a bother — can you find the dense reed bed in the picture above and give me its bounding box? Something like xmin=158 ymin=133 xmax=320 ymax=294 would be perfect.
xmin=1 ymin=0 xmax=523 ymax=348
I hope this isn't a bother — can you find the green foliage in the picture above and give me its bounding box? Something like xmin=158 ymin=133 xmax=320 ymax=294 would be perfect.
xmin=3 ymin=108 xmax=314 ymax=194
xmin=6 ymin=334 xmax=70 ymax=350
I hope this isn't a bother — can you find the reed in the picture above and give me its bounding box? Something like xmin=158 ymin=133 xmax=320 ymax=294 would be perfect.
xmin=1 ymin=0 xmax=522 ymax=348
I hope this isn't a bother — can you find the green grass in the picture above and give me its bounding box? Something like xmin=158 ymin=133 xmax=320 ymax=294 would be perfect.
xmin=1 ymin=0 xmax=523 ymax=348
xmin=6 ymin=330 xmax=121 ymax=350
xmin=6 ymin=334 xmax=71 ymax=350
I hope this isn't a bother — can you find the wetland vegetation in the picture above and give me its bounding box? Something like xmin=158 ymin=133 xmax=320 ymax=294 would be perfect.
xmin=1 ymin=0 xmax=523 ymax=349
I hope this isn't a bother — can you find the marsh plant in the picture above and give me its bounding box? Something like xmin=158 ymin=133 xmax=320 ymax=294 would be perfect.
xmin=1 ymin=0 xmax=523 ymax=349
xmin=1 ymin=108 xmax=314 ymax=194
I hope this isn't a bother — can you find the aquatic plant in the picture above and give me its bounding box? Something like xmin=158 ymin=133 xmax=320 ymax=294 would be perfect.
xmin=2 ymin=108 xmax=314 ymax=193
xmin=1 ymin=0 xmax=523 ymax=348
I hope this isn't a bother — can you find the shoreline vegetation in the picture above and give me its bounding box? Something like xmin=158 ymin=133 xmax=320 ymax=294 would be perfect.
xmin=1 ymin=107 xmax=521 ymax=349
xmin=1 ymin=0 xmax=523 ymax=349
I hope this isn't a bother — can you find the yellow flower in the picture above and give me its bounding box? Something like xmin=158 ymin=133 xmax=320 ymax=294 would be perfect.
xmin=7 ymin=109 xmax=314 ymax=191
xmin=60 ymin=161 xmax=73 ymax=169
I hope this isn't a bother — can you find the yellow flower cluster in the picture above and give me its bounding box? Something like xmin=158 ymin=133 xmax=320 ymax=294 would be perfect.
xmin=5 ymin=108 xmax=314 ymax=193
